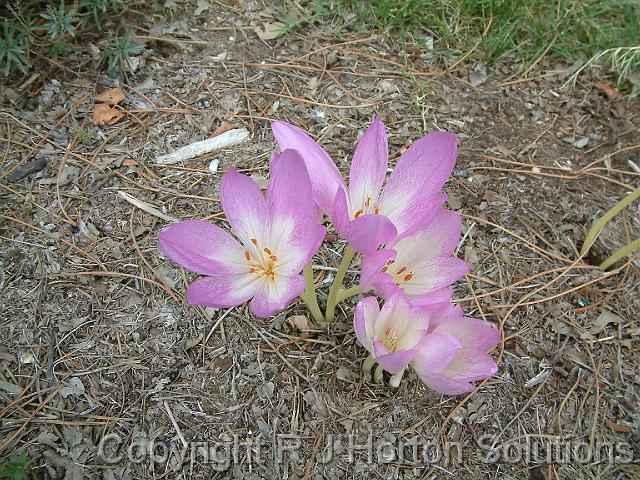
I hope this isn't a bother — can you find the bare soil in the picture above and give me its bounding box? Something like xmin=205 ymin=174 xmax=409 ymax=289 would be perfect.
xmin=1 ymin=2 xmax=639 ymax=479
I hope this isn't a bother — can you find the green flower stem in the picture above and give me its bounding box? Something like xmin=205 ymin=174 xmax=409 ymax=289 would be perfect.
xmin=599 ymin=237 xmax=640 ymax=270
xmin=324 ymin=244 xmax=356 ymax=322
xmin=580 ymin=185 xmax=640 ymax=256
xmin=335 ymin=285 xmax=362 ymax=304
xmin=299 ymin=263 xmax=324 ymax=325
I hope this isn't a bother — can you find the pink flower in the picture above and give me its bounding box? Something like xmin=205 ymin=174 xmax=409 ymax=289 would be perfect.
xmin=411 ymin=305 xmax=500 ymax=395
xmin=158 ymin=150 xmax=325 ymax=318
xmin=354 ymin=293 xmax=443 ymax=374
xmin=272 ymin=118 xmax=456 ymax=252
xmin=360 ymin=209 xmax=469 ymax=305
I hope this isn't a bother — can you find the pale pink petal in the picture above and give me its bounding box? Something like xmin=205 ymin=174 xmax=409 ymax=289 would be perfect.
xmin=271 ymin=217 xmax=326 ymax=276
xmin=359 ymin=248 xmax=396 ymax=289
xmin=425 ymin=302 xmax=463 ymax=331
xmin=407 ymin=288 xmax=454 ymax=307
xmin=348 ymin=117 xmax=388 ymax=211
xmin=249 ymin=274 xmax=306 ymax=318
xmin=434 ymin=316 xmax=500 ymax=351
xmin=378 ymin=130 xmax=456 ymax=236
xmin=372 ymin=340 xmax=419 ymax=374
xmin=158 ymin=220 xmax=245 ymax=275
xmin=187 ymin=273 xmax=261 ymax=308
xmin=331 ymin=188 xmax=397 ymax=253
xmin=354 ymin=296 xmax=380 ymax=353
xmin=411 ymin=331 xmax=461 ymax=374
xmin=381 ymin=193 xmax=448 ymax=241
xmin=416 ymin=373 xmax=476 ymax=395
xmin=271 ymin=121 xmax=345 ymax=214
xmin=331 ymin=187 xmax=352 ymax=238
xmin=265 ymin=151 xmax=326 ymax=274
xmin=220 ymin=168 xmax=268 ymax=245
xmin=441 ymin=350 xmax=498 ymax=382
xmin=392 ymin=209 xmax=462 ymax=265
xmin=267 ymin=149 xmax=316 ymax=220
xmin=401 ymin=257 xmax=470 ymax=296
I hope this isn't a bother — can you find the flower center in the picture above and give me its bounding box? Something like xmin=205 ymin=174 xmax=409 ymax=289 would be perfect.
xmin=379 ymin=324 xmax=399 ymax=353
xmin=245 ymin=238 xmax=278 ymax=281
xmin=353 ymin=195 xmax=380 ymax=219
xmin=382 ymin=259 xmax=414 ymax=286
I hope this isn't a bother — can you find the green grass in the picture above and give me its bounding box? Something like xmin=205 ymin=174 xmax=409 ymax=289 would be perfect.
xmin=305 ymin=0 xmax=640 ymax=82
xmin=0 ymin=0 xmax=137 ymax=78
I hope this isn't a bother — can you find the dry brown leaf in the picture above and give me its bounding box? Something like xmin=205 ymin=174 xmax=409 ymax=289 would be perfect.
xmin=95 ymin=87 xmax=126 ymax=105
xmin=93 ymin=103 xmax=124 ymax=126
xmin=121 ymin=158 xmax=139 ymax=166
xmin=212 ymin=121 xmax=235 ymax=137
xmin=606 ymin=420 xmax=631 ymax=433
xmin=595 ymin=82 xmax=618 ymax=99
xmin=288 ymin=315 xmax=312 ymax=332
xmin=254 ymin=22 xmax=285 ymax=41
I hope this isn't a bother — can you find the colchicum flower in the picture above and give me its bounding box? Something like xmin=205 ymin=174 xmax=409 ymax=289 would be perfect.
xmin=411 ymin=308 xmax=500 ymax=395
xmin=354 ymin=295 xmax=500 ymax=393
xmin=272 ymin=118 xmax=457 ymax=253
xmin=354 ymin=293 xmax=434 ymax=379
xmin=158 ymin=150 xmax=325 ymax=318
xmin=360 ymin=209 xmax=469 ymax=305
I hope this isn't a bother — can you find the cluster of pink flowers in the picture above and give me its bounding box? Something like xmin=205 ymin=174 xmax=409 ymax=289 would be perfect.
xmin=159 ymin=119 xmax=500 ymax=395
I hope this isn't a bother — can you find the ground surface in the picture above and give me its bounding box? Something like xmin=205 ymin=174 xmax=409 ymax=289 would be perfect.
xmin=1 ymin=2 xmax=639 ymax=479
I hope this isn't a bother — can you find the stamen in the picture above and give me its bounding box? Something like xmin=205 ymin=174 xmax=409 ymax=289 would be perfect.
xmin=249 ymin=267 xmax=256 ymax=273
xmin=365 ymin=196 xmax=371 ymax=207
xmin=404 ymin=273 xmax=414 ymax=282
xmin=244 ymin=250 xmax=251 ymax=261
xmin=264 ymin=247 xmax=272 ymax=255
xmin=354 ymin=209 xmax=363 ymax=219
xmin=270 ymin=255 xmax=278 ymax=262
xmin=250 ymin=238 xmax=258 ymax=246
xmin=374 ymin=206 xmax=380 ymax=214
xmin=396 ymin=266 xmax=407 ymax=275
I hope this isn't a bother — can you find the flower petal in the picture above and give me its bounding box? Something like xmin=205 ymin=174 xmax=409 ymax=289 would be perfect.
xmin=354 ymin=296 xmax=380 ymax=353
xmin=411 ymin=331 xmax=461 ymax=373
xmin=416 ymin=372 xmax=476 ymax=395
xmin=373 ymin=341 xmax=418 ymax=374
xmin=378 ymin=130 xmax=457 ymax=236
xmin=434 ymin=316 xmax=501 ymax=352
xmin=333 ymin=209 xmax=397 ymax=255
xmin=402 ymin=257 xmax=470 ymax=296
xmin=187 ymin=273 xmax=261 ymax=308
xmin=441 ymin=350 xmax=498 ymax=382
xmin=392 ymin=209 xmax=463 ymax=264
xmin=271 ymin=217 xmax=326 ymax=276
xmin=267 ymin=149 xmax=316 ymax=220
xmin=271 ymin=121 xmax=345 ymax=214
xmin=158 ymin=220 xmax=246 ymax=275
xmin=360 ymin=248 xmax=396 ymax=289
xmin=349 ymin=117 xmax=388 ymax=211
xmin=266 ymin=150 xmax=326 ymax=274
xmin=411 ymin=331 xmax=475 ymax=394
xmin=249 ymin=274 xmax=306 ymax=318
xmin=220 ymin=168 xmax=268 ymax=246
xmin=407 ymin=288 xmax=454 ymax=307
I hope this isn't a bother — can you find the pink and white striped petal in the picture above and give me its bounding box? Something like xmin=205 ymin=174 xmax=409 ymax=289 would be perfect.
xmin=271 ymin=121 xmax=345 ymax=214
xmin=249 ymin=274 xmax=307 ymax=318
xmin=158 ymin=219 xmax=246 ymax=275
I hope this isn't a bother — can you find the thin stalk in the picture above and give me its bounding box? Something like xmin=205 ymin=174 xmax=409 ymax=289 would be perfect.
xmin=299 ymin=263 xmax=324 ymax=325
xmin=324 ymin=244 xmax=356 ymax=322
xmin=335 ymin=284 xmax=362 ymax=304
xmin=580 ymin=185 xmax=640 ymax=256
xmin=599 ymin=237 xmax=640 ymax=270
